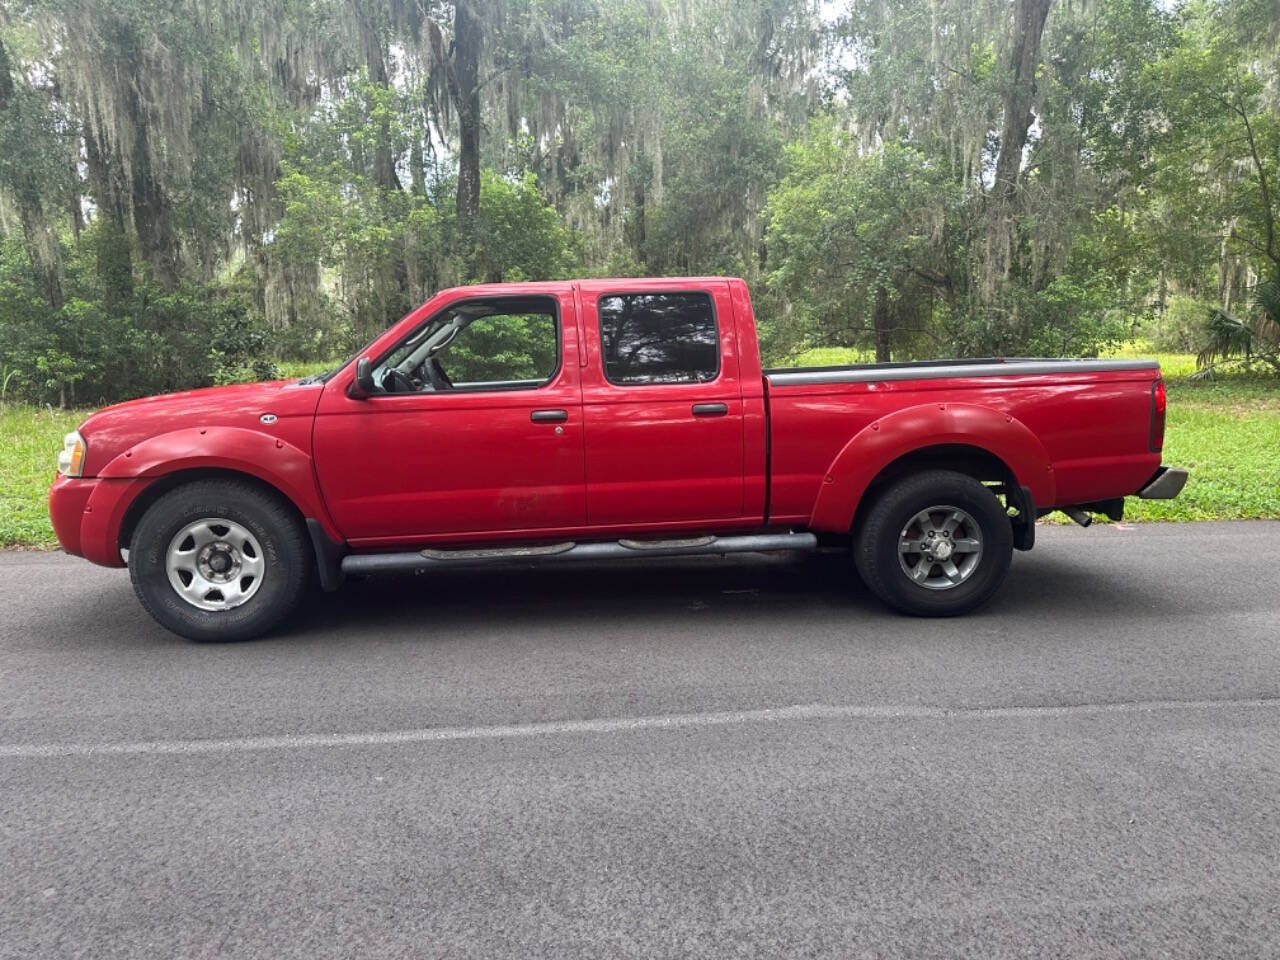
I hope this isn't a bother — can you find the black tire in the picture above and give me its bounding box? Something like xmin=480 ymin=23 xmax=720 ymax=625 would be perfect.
xmin=129 ymin=480 xmax=312 ymax=641
xmin=854 ymin=469 xmax=1013 ymax=617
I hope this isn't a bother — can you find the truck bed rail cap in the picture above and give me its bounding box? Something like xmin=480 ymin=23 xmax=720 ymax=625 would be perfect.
xmin=766 ymin=358 xmax=1160 ymax=387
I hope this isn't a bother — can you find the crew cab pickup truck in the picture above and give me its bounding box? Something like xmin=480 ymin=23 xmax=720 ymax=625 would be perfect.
xmin=50 ymin=277 xmax=1187 ymax=640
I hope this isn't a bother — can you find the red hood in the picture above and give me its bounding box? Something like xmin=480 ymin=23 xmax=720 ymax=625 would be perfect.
xmin=79 ymin=379 xmax=325 ymax=477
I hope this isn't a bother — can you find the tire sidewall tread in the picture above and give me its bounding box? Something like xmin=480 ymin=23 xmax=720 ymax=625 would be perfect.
xmin=854 ymin=469 xmax=1013 ymax=617
xmin=129 ymin=480 xmax=311 ymax=641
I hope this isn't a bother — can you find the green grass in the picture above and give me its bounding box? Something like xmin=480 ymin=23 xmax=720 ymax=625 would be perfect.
xmin=1101 ymin=343 xmax=1200 ymax=379
xmin=3 ymin=356 xmax=1277 ymax=547
xmin=786 ymin=346 xmax=877 ymax=367
xmin=275 ymin=358 xmax=340 ymax=379
xmin=1125 ymin=379 xmax=1280 ymax=522
xmin=1 ymin=404 xmax=89 ymax=547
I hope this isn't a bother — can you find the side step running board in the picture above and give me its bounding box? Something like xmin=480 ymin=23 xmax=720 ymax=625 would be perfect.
xmin=341 ymin=532 xmax=819 ymax=575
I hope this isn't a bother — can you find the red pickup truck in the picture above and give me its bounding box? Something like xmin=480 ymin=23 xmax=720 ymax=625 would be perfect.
xmin=50 ymin=277 xmax=1186 ymax=640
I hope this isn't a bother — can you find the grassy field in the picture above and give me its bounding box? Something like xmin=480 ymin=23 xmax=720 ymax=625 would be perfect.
xmin=3 ymin=350 xmax=1277 ymax=547
xmin=275 ymin=358 xmax=340 ymax=379
xmin=1 ymin=404 xmax=86 ymax=547
xmin=1126 ymin=378 xmax=1280 ymax=522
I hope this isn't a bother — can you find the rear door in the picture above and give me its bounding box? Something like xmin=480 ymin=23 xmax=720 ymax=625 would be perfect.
xmin=578 ymin=280 xmax=746 ymax=526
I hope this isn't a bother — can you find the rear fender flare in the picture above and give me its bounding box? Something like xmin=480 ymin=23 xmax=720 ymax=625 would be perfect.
xmin=808 ymin=403 xmax=1056 ymax=532
xmin=97 ymin=426 xmax=341 ymax=540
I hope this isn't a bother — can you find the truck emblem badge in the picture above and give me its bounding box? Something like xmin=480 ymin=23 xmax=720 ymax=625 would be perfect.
xmin=260 ymin=413 xmax=277 ymax=424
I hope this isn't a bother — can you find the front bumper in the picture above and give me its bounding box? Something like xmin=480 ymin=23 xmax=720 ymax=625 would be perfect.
xmin=49 ymin=475 xmax=94 ymax=556
xmin=49 ymin=475 xmax=147 ymax=567
xmin=1137 ymin=466 xmax=1189 ymax=500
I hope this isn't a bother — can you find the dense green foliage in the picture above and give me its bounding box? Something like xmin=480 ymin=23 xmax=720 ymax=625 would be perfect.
xmin=765 ymin=0 xmax=1280 ymax=364
xmin=0 ymin=0 xmax=1277 ymax=406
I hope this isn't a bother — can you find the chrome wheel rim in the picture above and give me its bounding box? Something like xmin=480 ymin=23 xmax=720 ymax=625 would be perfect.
xmin=897 ymin=505 xmax=983 ymax=591
xmin=165 ymin=518 xmax=265 ymax=611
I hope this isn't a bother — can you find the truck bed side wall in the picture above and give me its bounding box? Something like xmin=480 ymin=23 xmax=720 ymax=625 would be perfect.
xmin=766 ymin=370 xmax=1161 ymax=530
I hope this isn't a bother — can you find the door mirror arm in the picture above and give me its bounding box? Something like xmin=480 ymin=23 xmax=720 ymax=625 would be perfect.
xmin=349 ymin=356 xmax=376 ymax=399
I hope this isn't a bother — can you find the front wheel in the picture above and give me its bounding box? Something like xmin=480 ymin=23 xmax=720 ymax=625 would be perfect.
xmin=129 ymin=480 xmax=311 ymax=641
xmin=854 ymin=470 xmax=1013 ymax=616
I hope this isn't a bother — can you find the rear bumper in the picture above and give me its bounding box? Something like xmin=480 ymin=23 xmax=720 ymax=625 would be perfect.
xmin=1137 ymin=466 xmax=1188 ymax=500
xmin=49 ymin=475 xmax=147 ymax=567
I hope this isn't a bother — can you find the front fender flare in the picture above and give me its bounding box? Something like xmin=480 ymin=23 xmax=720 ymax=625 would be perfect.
xmin=97 ymin=426 xmax=341 ymax=540
xmin=808 ymin=402 xmax=1056 ymax=532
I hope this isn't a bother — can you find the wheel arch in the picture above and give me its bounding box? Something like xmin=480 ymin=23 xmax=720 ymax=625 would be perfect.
xmin=847 ymin=444 xmax=1016 ymax=535
xmin=97 ymin=425 xmax=342 ymax=548
xmin=117 ymin=468 xmax=309 ymax=557
xmin=808 ymin=402 xmax=1056 ymax=534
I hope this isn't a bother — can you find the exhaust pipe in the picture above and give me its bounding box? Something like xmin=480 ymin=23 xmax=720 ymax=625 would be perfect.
xmin=1062 ymin=508 xmax=1093 ymax=528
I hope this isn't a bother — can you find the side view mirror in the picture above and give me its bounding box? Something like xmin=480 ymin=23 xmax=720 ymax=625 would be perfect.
xmin=349 ymin=356 xmax=376 ymax=399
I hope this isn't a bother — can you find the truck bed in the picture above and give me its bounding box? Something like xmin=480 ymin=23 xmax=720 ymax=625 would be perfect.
xmin=762 ymin=356 xmax=1164 ymax=525
xmin=764 ymin=356 xmax=1159 ymax=386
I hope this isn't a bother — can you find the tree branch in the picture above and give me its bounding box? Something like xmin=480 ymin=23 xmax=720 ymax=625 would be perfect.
xmin=1235 ymin=99 xmax=1277 ymax=268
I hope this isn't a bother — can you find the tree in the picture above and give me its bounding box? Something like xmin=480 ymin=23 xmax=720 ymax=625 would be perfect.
xmin=0 ymin=34 xmax=70 ymax=309
xmin=765 ymin=120 xmax=958 ymax=362
xmin=1151 ymin=2 xmax=1280 ymax=308
xmin=4 ymin=0 xmax=1280 ymax=407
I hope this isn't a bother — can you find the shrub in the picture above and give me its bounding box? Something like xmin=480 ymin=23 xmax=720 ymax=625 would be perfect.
xmin=0 ymin=240 xmax=280 ymax=405
xmin=1148 ymin=295 xmax=1217 ymax=352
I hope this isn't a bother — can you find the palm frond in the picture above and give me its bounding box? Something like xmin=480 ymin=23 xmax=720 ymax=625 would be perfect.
xmin=1253 ymin=279 xmax=1280 ymax=349
xmin=1195 ymin=306 xmax=1254 ymax=370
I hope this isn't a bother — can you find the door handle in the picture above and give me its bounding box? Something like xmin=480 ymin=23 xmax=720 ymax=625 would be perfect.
xmin=691 ymin=403 xmax=729 ymax=417
xmin=531 ymin=409 xmax=568 ymax=423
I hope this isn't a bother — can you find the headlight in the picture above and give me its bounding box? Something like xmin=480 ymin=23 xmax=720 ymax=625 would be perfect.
xmin=57 ymin=430 xmax=86 ymax=477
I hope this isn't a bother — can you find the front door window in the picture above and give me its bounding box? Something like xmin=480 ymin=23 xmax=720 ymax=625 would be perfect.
xmin=374 ymin=297 xmax=559 ymax=394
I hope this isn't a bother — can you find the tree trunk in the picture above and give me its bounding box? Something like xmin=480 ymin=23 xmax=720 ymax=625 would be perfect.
xmin=992 ymin=0 xmax=1052 ymax=204
xmin=122 ymin=62 xmax=178 ymax=290
xmin=984 ymin=0 xmax=1054 ymax=301
xmin=15 ymin=186 xmax=64 ymax=310
xmin=1229 ymin=98 xmax=1278 ymax=276
xmin=410 ymin=135 xmax=426 ymax=196
xmin=68 ymin=155 xmax=84 ymax=239
xmin=873 ymin=287 xmax=892 ymax=363
xmin=1 ymin=37 xmax=62 ymax=309
xmin=633 ymin=166 xmax=647 ymax=262
xmin=0 ymin=36 xmax=13 ymax=109
xmin=454 ymin=0 xmax=482 ymax=230
xmin=363 ymin=25 xmax=403 ymax=193
xmin=85 ymin=126 xmax=134 ymax=313
xmin=360 ymin=22 xmax=409 ymax=309
xmin=131 ymin=158 xmax=178 ymax=289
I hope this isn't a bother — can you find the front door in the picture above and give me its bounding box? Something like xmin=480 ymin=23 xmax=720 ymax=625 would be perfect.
xmin=578 ymin=281 xmax=746 ymax=527
xmin=313 ymin=291 xmax=585 ymax=543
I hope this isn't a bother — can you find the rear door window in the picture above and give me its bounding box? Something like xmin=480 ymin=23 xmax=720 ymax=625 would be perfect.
xmin=597 ymin=293 xmax=719 ymax=385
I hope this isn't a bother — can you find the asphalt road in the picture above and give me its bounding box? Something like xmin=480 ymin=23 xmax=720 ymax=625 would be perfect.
xmin=3 ymin=521 xmax=1279 ymax=959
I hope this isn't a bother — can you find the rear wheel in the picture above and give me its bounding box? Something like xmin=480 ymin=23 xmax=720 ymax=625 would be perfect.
xmin=129 ymin=480 xmax=311 ymax=641
xmin=854 ymin=470 xmax=1013 ymax=616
